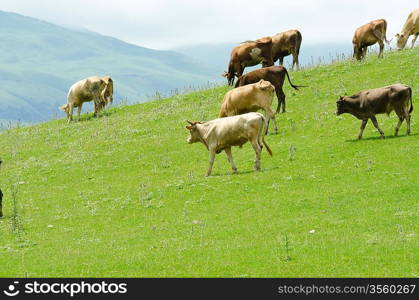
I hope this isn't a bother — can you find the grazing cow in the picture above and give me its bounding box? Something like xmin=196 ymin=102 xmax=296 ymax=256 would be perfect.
xmin=223 ymin=37 xmax=274 ymax=86
xmin=59 ymin=76 xmax=114 ymax=123
xmin=185 ymin=112 xmax=272 ymax=176
xmin=220 ymin=79 xmax=278 ymax=133
xmin=336 ymin=84 xmax=413 ymax=139
xmin=235 ymin=66 xmax=305 ymax=113
xmin=352 ymin=19 xmax=390 ymax=60
xmin=396 ymin=9 xmax=419 ymax=49
xmin=271 ymin=29 xmax=302 ymax=70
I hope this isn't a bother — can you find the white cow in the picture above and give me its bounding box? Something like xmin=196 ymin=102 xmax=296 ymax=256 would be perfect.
xmin=186 ymin=112 xmax=272 ymax=176
xmin=396 ymin=9 xmax=419 ymax=49
xmin=60 ymin=76 xmax=113 ymax=123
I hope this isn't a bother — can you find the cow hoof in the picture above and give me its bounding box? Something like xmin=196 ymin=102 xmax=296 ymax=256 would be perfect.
xmin=232 ymin=169 xmax=238 ymax=174
xmin=380 ymin=135 xmax=385 ymax=139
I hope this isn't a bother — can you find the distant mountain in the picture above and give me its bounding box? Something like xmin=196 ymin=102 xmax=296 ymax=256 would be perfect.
xmin=0 ymin=11 xmax=220 ymax=123
xmin=174 ymin=42 xmax=356 ymax=72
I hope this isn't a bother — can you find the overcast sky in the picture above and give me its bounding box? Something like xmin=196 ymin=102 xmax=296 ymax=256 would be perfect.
xmin=1 ymin=0 xmax=417 ymax=49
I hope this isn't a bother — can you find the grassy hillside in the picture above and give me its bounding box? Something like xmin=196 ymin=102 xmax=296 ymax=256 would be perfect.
xmin=0 ymin=11 xmax=218 ymax=123
xmin=0 ymin=48 xmax=418 ymax=277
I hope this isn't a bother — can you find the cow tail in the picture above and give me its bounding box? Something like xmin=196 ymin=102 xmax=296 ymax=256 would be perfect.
xmin=260 ymin=116 xmax=273 ymax=156
xmin=284 ymin=68 xmax=306 ymax=90
xmin=296 ymin=30 xmax=302 ymax=55
xmin=408 ymin=87 xmax=413 ymax=114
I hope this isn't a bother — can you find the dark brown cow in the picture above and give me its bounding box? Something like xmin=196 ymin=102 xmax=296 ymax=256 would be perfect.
xmin=352 ymin=19 xmax=390 ymax=60
xmin=271 ymin=29 xmax=302 ymax=70
xmin=223 ymin=37 xmax=274 ymax=86
xmin=336 ymin=84 xmax=413 ymax=139
xmin=235 ymin=66 xmax=305 ymax=113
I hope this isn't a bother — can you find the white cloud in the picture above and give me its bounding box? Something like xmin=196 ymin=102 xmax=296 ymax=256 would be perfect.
xmin=1 ymin=0 xmax=416 ymax=49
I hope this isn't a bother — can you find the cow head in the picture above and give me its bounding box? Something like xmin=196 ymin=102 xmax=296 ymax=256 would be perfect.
xmin=185 ymin=120 xmax=203 ymax=144
xmin=222 ymin=72 xmax=236 ymax=86
xmin=395 ymin=33 xmax=408 ymax=50
xmin=103 ymin=76 xmax=114 ymax=104
xmin=258 ymin=79 xmax=275 ymax=93
xmin=336 ymin=96 xmax=348 ymax=115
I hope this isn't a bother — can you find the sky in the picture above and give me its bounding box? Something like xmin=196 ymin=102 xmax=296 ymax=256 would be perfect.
xmin=1 ymin=0 xmax=417 ymax=49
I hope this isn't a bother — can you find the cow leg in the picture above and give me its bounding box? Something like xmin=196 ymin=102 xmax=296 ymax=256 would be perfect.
xmin=411 ymin=34 xmax=418 ymax=48
xmin=251 ymin=139 xmax=262 ymax=171
xmin=206 ymin=149 xmax=216 ymax=177
xmin=353 ymin=45 xmax=358 ymax=59
xmin=224 ymin=147 xmax=237 ymax=174
xmin=67 ymin=103 xmax=74 ymax=124
xmin=358 ymin=119 xmax=368 ymax=140
xmin=291 ymin=52 xmax=300 ymax=70
xmin=77 ymin=104 xmax=83 ymax=122
xmin=405 ymin=110 xmax=411 ymax=135
xmin=266 ymin=109 xmax=278 ymax=134
xmin=378 ymin=41 xmax=384 ymax=58
xmin=276 ymin=89 xmax=286 ymax=113
xmin=370 ymin=116 xmax=385 ymax=138
xmin=279 ymin=57 xmax=284 ymax=66
xmin=361 ymin=47 xmax=367 ymax=59
xmin=394 ymin=116 xmax=404 ymax=136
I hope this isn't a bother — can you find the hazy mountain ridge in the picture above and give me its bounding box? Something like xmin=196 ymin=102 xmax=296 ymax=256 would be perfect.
xmin=0 ymin=11 xmax=219 ymax=123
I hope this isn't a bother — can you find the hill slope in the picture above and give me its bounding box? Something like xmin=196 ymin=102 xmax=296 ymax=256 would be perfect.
xmin=0 ymin=11 xmax=218 ymax=123
xmin=0 ymin=48 xmax=418 ymax=277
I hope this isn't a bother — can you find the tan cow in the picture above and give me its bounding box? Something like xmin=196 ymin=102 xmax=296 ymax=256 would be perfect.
xmin=336 ymin=84 xmax=413 ymax=139
xmin=186 ymin=112 xmax=272 ymax=176
xmin=396 ymin=9 xmax=419 ymax=49
xmin=352 ymin=19 xmax=390 ymax=60
xmin=223 ymin=37 xmax=274 ymax=86
xmin=60 ymin=76 xmax=113 ymax=123
xmin=219 ymin=79 xmax=278 ymax=134
xmin=271 ymin=29 xmax=302 ymax=70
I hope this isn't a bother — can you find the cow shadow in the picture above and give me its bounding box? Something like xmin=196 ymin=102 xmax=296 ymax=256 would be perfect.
xmin=210 ymin=166 xmax=280 ymax=177
xmin=345 ymin=133 xmax=418 ymax=143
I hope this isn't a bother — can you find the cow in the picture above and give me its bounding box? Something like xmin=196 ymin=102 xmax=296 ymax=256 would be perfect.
xmin=352 ymin=19 xmax=391 ymax=60
xmin=396 ymin=9 xmax=419 ymax=50
xmin=336 ymin=84 xmax=413 ymax=140
xmin=220 ymin=79 xmax=278 ymax=134
xmin=271 ymin=29 xmax=302 ymax=70
xmin=185 ymin=112 xmax=272 ymax=176
xmin=223 ymin=37 xmax=274 ymax=86
xmin=59 ymin=76 xmax=114 ymax=123
xmin=235 ymin=66 xmax=305 ymax=113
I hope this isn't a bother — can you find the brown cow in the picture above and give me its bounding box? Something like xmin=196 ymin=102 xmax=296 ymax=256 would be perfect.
xmin=271 ymin=29 xmax=302 ymax=70
xmin=223 ymin=37 xmax=274 ymax=86
xmin=336 ymin=84 xmax=413 ymax=139
xmin=235 ymin=66 xmax=305 ymax=113
xmin=186 ymin=112 xmax=272 ymax=176
xmin=352 ymin=19 xmax=390 ymax=60
xmin=396 ymin=9 xmax=419 ymax=50
xmin=220 ymin=79 xmax=278 ymax=134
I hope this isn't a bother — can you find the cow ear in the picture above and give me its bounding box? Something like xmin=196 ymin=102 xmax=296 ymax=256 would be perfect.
xmin=186 ymin=125 xmax=192 ymax=130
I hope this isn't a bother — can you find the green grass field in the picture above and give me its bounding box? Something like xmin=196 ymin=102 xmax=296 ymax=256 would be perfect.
xmin=0 ymin=48 xmax=418 ymax=277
